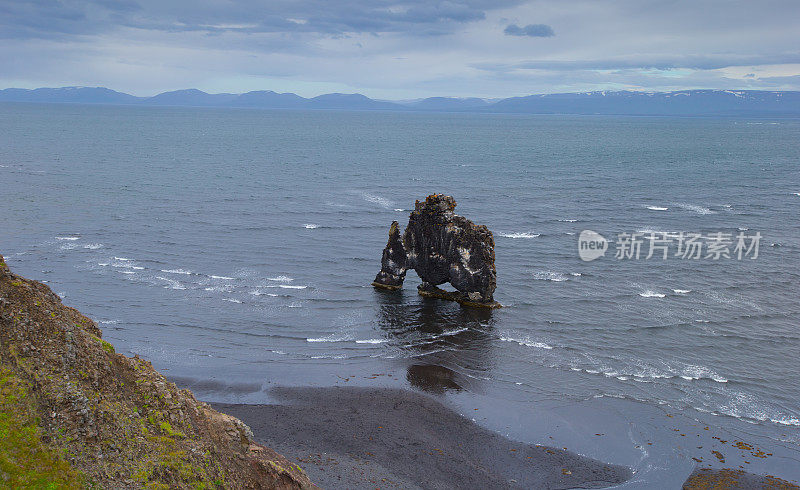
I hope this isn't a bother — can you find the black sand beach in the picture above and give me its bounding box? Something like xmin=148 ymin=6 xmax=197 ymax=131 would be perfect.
xmin=214 ymin=386 xmax=632 ymax=489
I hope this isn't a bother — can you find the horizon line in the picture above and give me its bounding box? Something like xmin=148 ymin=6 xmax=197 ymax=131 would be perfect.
xmin=2 ymin=85 xmax=798 ymax=102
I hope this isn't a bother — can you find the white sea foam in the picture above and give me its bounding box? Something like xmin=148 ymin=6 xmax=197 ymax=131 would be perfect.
xmin=394 ymin=208 xmax=405 ymax=212
xmin=161 ymin=269 xmax=193 ymax=275
xmin=307 ymin=332 xmax=352 ymax=342
xmin=267 ymin=275 xmax=293 ymax=282
xmin=222 ymin=298 xmax=242 ymax=303
xmin=673 ymin=289 xmax=692 ymax=294
xmin=570 ymin=272 xmax=582 ymax=277
xmin=533 ymin=271 xmax=568 ymax=282
xmin=498 ymin=232 xmax=540 ymax=239
xmin=113 ymin=257 xmax=132 ymax=261
xmin=499 ymin=336 xmax=553 ymax=349
xmin=83 ymin=243 xmax=103 ymax=249
xmin=55 ymin=236 xmax=80 ymax=241
xmin=279 ymin=285 xmax=307 ymax=289
xmin=60 ymin=243 xmax=79 ymax=250
xmin=646 ymin=206 xmax=669 ymax=211
xmin=210 ymin=275 xmax=234 ymax=280
xmin=119 ymin=271 xmax=135 ymax=274
xmin=97 ymin=319 xmax=119 ymax=325
xmin=558 ymin=219 xmax=577 ymax=222
xmin=680 ymin=365 xmax=728 ymax=383
xmin=304 ymin=224 xmax=318 ymax=229
xmin=639 ymin=291 xmax=665 ymax=298
xmin=675 ymin=202 xmax=716 ymax=215
xmin=156 ymin=276 xmax=186 ymax=290
xmin=703 ymin=290 xmax=762 ymax=311
xmin=573 ymin=362 xmax=712 ymax=384
xmin=793 ymin=192 xmax=800 ymax=197
xmin=441 ymin=327 xmax=469 ymax=337
xmin=636 ymin=228 xmax=673 ymax=235
xmin=714 ymin=390 xmax=795 ymax=427
xmin=362 ymin=193 xmax=393 ymax=209
xmin=113 ymin=261 xmax=143 ymax=270
xmin=355 ymin=339 xmax=388 ymax=344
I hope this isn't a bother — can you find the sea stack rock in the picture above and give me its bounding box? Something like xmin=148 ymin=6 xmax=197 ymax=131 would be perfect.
xmin=373 ymin=194 xmax=499 ymax=308
xmin=372 ymin=220 xmax=407 ymax=290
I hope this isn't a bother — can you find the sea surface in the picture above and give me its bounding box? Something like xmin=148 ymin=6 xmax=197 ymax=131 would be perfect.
xmin=2 ymin=102 xmax=799 ymax=486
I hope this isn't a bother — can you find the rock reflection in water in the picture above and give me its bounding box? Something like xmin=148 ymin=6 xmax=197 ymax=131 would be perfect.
xmin=375 ymin=291 xmax=496 ymax=394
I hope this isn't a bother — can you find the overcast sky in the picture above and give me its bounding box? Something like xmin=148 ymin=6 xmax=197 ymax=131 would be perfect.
xmin=2 ymin=0 xmax=799 ymax=99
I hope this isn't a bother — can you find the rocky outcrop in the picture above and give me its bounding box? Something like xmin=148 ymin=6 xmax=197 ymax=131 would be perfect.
xmin=683 ymin=468 xmax=798 ymax=489
xmin=371 ymin=221 xmax=406 ymax=290
xmin=373 ymin=194 xmax=499 ymax=308
xmin=0 ymin=253 xmax=315 ymax=489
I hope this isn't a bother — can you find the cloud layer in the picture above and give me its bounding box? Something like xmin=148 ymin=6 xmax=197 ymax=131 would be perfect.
xmin=1 ymin=0 xmax=798 ymax=98
xmin=1 ymin=0 xmax=523 ymax=38
xmin=504 ymin=24 xmax=554 ymax=37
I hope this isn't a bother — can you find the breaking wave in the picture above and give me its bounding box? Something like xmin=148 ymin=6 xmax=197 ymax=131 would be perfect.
xmin=675 ymin=202 xmax=716 ymax=215
xmin=498 ymin=232 xmax=540 ymax=239
xmin=499 ymin=336 xmax=553 ymax=350
xmin=533 ymin=271 xmax=568 ymax=282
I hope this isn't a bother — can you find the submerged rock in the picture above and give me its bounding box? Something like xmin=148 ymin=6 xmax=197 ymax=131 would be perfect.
xmin=373 ymin=194 xmax=499 ymax=308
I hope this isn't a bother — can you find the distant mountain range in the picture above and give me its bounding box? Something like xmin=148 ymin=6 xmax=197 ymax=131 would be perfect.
xmin=1 ymin=86 xmax=798 ymax=116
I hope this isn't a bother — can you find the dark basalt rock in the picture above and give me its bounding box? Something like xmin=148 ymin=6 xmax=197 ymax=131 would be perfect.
xmin=372 ymin=221 xmax=406 ymax=290
xmin=373 ymin=194 xmax=499 ymax=308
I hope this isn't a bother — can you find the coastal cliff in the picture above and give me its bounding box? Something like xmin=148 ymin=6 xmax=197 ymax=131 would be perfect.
xmin=0 ymin=253 xmax=314 ymax=489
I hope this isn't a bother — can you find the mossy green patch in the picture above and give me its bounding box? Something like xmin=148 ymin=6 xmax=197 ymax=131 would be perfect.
xmin=0 ymin=368 xmax=83 ymax=488
xmin=100 ymin=340 xmax=115 ymax=355
xmin=89 ymin=334 xmax=116 ymax=355
xmin=159 ymin=421 xmax=185 ymax=439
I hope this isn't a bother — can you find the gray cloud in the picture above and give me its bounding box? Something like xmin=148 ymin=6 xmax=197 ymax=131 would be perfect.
xmin=754 ymin=74 xmax=800 ymax=86
xmin=0 ymin=0 xmax=525 ymax=40
xmin=503 ymin=24 xmax=554 ymax=37
xmin=2 ymin=0 xmax=800 ymax=97
xmin=473 ymin=53 xmax=800 ymax=72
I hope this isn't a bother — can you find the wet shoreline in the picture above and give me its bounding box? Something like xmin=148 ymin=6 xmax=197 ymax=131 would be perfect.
xmin=207 ymin=382 xmax=800 ymax=489
xmin=213 ymin=386 xmax=633 ymax=489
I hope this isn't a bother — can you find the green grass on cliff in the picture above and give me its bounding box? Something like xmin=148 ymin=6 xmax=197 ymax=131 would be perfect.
xmin=0 ymin=367 xmax=83 ymax=488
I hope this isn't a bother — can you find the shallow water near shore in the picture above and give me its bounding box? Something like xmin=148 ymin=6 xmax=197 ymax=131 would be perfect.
xmin=2 ymin=102 xmax=799 ymax=486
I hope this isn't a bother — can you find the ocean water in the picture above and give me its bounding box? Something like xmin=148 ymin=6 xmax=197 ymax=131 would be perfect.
xmin=2 ymin=103 xmax=799 ymax=484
